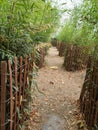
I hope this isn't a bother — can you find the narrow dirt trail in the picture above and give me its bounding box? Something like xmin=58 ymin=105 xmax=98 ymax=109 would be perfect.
xmin=31 ymin=47 xmax=86 ymax=130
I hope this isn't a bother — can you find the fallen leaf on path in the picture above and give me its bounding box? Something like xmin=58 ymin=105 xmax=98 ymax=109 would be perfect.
xmin=45 ymin=98 xmax=49 ymax=101
xmin=35 ymin=112 xmax=40 ymax=117
xmin=71 ymin=121 xmax=76 ymax=126
xmin=31 ymin=109 xmax=38 ymax=115
xmin=50 ymin=81 xmax=54 ymax=84
xmin=33 ymin=118 xmax=40 ymax=123
xmin=50 ymin=66 xmax=58 ymax=69
xmin=69 ymin=111 xmax=73 ymax=114
xmin=77 ymin=120 xmax=84 ymax=129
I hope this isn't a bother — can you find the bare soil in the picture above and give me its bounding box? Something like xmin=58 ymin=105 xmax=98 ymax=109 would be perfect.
xmin=30 ymin=47 xmax=86 ymax=130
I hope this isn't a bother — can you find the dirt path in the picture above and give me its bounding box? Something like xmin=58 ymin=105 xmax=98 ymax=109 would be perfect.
xmin=31 ymin=47 xmax=86 ymax=130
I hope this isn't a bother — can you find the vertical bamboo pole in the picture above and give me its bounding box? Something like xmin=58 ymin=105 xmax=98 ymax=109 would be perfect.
xmin=94 ymin=101 xmax=98 ymax=125
xmin=23 ymin=57 xmax=27 ymax=100
xmin=8 ymin=60 xmax=13 ymax=130
xmin=19 ymin=56 xmax=23 ymax=107
xmin=14 ymin=57 xmax=18 ymax=130
xmin=0 ymin=61 xmax=7 ymax=130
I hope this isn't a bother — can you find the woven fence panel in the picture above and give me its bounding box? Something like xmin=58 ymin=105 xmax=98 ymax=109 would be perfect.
xmin=80 ymin=57 xmax=98 ymax=130
xmin=64 ymin=45 xmax=89 ymax=71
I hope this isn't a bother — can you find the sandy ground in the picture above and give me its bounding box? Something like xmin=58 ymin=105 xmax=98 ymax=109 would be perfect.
xmin=30 ymin=47 xmax=86 ymax=130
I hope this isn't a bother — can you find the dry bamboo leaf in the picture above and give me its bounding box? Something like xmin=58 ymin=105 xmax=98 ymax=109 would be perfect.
xmin=50 ymin=81 xmax=54 ymax=84
xmin=77 ymin=120 xmax=84 ymax=129
xmin=50 ymin=66 xmax=58 ymax=69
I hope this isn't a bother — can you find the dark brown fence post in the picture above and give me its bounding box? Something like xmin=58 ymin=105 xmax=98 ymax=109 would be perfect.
xmin=0 ymin=61 xmax=7 ymax=130
xmin=39 ymin=48 xmax=44 ymax=68
xmin=14 ymin=57 xmax=18 ymax=130
xmin=8 ymin=60 xmax=13 ymax=130
xmin=19 ymin=56 xmax=23 ymax=107
xmin=32 ymin=53 xmax=34 ymax=68
xmin=94 ymin=101 xmax=98 ymax=125
xmin=23 ymin=57 xmax=27 ymax=100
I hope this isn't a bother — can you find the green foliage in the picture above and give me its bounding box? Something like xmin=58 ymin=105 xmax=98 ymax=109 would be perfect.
xmin=57 ymin=21 xmax=75 ymax=43
xmin=0 ymin=0 xmax=59 ymax=61
xmin=57 ymin=0 xmax=98 ymax=48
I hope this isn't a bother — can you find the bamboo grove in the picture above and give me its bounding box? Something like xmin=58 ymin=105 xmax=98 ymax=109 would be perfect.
xmin=0 ymin=0 xmax=60 ymax=61
xmin=57 ymin=0 xmax=98 ymax=50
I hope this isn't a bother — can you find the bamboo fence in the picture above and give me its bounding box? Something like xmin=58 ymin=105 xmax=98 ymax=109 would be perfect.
xmin=80 ymin=57 xmax=98 ymax=129
xmin=0 ymin=54 xmax=34 ymax=130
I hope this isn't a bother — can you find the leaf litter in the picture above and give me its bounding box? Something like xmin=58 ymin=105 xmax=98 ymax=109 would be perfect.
xmin=27 ymin=47 xmax=88 ymax=130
